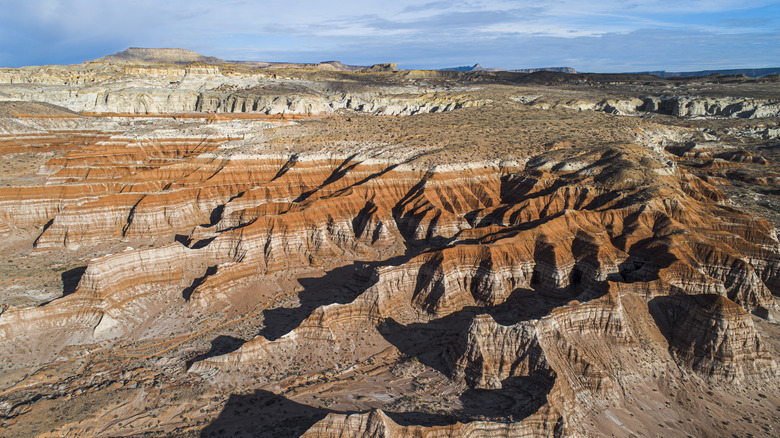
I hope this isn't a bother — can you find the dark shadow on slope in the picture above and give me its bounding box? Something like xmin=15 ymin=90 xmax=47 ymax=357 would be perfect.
xmin=391 ymin=170 xmax=436 ymax=244
xmin=174 ymin=234 xmax=190 ymax=245
xmin=410 ymin=254 xmax=446 ymax=315
xmin=271 ymin=154 xmax=298 ymax=181
xmin=183 ymin=265 xmax=218 ymax=300
xmin=468 ymin=172 xmax=623 ymax=230
xmin=61 ymin=266 xmax=86 ymax=297
xmin=32 ymin=218 xmax=55 ymax=248
xmin=458 ymin=375 xmax=554 ymax=421
xmin=378 ymin=312 xmax=475 ymax=376
xmin=190 ymin=236 xmax=217 ymax=249
xmin=581 ymin=189 xmax=625 ymax=211
xmin=257 ymin=263 xmax=372 ymax=341
xmin=351 ymin=201 xmax=378 ymax=240
xmin=295 ymin=152 xmax=429 ymax=206
xmin=175 ymin=233 xmax=217 ymax=249
xmin=327 ymin=152 xmax=430 ymax=202
xmin=378 ymin=288 xmax=566 ymax=376
xmin=384 ymin=375 xmax=555 ymax=427
xmin=609 ymin=236 xmax=676 ymax=285
xmin=383 ymin=411 xmax=461 ymax=427
xmin=208 ymin=204 xmax=225 ymax=226
xmin=647 ymin=295 xmax=681 ymax=343
xmin=488 ymin=287 xmax=568 ymax=326
xmin=200 ymin=390 xmax=342 ymax=438
xmin=186 ymin=335 xmax=246 ymax=368
xmin=258 ymin=253 xmax=417 ymax=341
xmin=451 ymin=211 xmax=568 ymax=251
xmin=294 ymin=154 xmax=361 ymax=202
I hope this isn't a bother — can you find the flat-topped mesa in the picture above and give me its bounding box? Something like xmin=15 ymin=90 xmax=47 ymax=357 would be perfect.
xmin=650 ymin=294 xmax=778 ymax=382
xmin=94 ymin=48 xmax=226 ymax=65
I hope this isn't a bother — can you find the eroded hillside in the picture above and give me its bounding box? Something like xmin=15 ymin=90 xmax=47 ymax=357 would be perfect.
xmin=0 ymin=62 xmax=778 ymax=437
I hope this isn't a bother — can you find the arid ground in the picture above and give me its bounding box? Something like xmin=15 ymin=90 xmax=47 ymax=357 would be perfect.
xmin=0 ymin=58 xmax=778 ymax=437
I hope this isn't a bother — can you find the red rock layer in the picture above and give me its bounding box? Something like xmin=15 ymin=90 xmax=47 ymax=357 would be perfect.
xmin=1 ymin=127 xmax=778 ymax=435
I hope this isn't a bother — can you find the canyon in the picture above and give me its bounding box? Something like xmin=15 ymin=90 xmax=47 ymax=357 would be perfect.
xmin=0 ymin=54 xmax=778 ymax=437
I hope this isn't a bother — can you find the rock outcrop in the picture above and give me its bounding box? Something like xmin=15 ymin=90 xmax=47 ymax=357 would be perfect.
xmin=450 ymin=315 xmax=553 ymax=390
xmin=0 ymin=60 xmax=778 ymax=438
xmin=650 ymin=294 xmax=777 ymax=381
xmin=529 ymin=95 xmax=780 ymax=119
xmin=301 ymin=407 xmax=564 ymax=437
xmin=0 ymin=62 xmax=484 ymax=115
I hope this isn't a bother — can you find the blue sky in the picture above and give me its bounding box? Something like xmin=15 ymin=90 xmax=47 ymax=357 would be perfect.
xmin=1 ymin=0 xmax=778 ymax=71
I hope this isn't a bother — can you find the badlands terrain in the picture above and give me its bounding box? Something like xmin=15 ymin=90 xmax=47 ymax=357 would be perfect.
xmin=0 ymin=49 xmax=779 ymax=437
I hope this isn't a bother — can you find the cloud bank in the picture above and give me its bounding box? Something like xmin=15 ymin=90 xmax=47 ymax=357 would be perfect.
xmin=1 ymin=0 xmax=778 ymax=71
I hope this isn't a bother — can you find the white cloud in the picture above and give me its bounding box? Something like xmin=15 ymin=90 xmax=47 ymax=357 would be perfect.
xmin=0 ymin=0 xmax=777 ymax=69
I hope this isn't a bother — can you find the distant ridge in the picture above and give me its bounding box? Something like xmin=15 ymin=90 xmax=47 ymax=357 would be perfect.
xmin=365 ymin=63 xmax=398 ymax=72
xmin=228 ymin=60 xmax=368 ymax=71
xmin=94 ymin=48 xmax=225 ymax=65
xmin=511 ymin=67 xmax=577 ymax=74
xmin=637 ymin=67 xmax=780 ymax=78
xmin=88 ymin=49 xmax=779 ymax=78
xmin=440 ymin=64 xmax=502 ymax=72
xmin=440 ymin=64 xmax=576 ymax=73
xmin=440 ymin=64 xmax=482 ymax=72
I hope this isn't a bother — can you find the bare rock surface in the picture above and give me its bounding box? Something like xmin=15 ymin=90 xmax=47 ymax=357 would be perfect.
xmin=0 ymin=58 xmax=778 ymax=437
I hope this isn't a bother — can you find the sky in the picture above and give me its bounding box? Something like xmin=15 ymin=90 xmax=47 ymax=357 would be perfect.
xmin=1 ymin=0 xmax=779 ymax=72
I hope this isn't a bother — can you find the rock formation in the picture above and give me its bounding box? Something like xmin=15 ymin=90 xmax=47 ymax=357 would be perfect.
xmin=0 ymin=59 xmax=778 ymax=438
xmin=95 ymin=47 xmax=226 ymax=65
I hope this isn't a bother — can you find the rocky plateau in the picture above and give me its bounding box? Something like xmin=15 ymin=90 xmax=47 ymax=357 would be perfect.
xmin=0 ymin=53 xmax=778 ymax=437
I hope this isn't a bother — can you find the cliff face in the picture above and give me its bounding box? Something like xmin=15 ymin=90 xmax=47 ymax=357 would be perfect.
xmin=0 ymin=68 xmax=778 ymax=438
xmin=0 ymin=63 xmax=484 ymax=115
xmin=528 ymin=95 xmax=780 ymax=119
xmin=650 ymin=294 xmax=777 ymax=381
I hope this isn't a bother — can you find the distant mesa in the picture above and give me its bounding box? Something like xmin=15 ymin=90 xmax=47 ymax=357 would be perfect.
xmin=634 ymin=67 xmax=780 ymax=79
xmin=440 ymin=64 xmax=577 ymax=74
xmin=98 ymin=48 xmax=378 ymax=72
xmin=320 ymin=61 xmax=353 ymax=70
xmin=511 ymin=66 xmax=577 ymax=74
xmin=441 ymin=64 xmax=490 ymax=72
xmin=94 ymin=47 xmax=225 ymax=65
xmin=364 ymin=63 xmax=398 ymax=72
xmin=229 ymin=60 xmax=368 ymax=71
xmin=81 ymin=47 xmax=780 ymax=78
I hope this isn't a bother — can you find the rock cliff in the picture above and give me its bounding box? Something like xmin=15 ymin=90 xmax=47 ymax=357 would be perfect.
xmin=0 ymin=62 xmax=484 ymax=115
